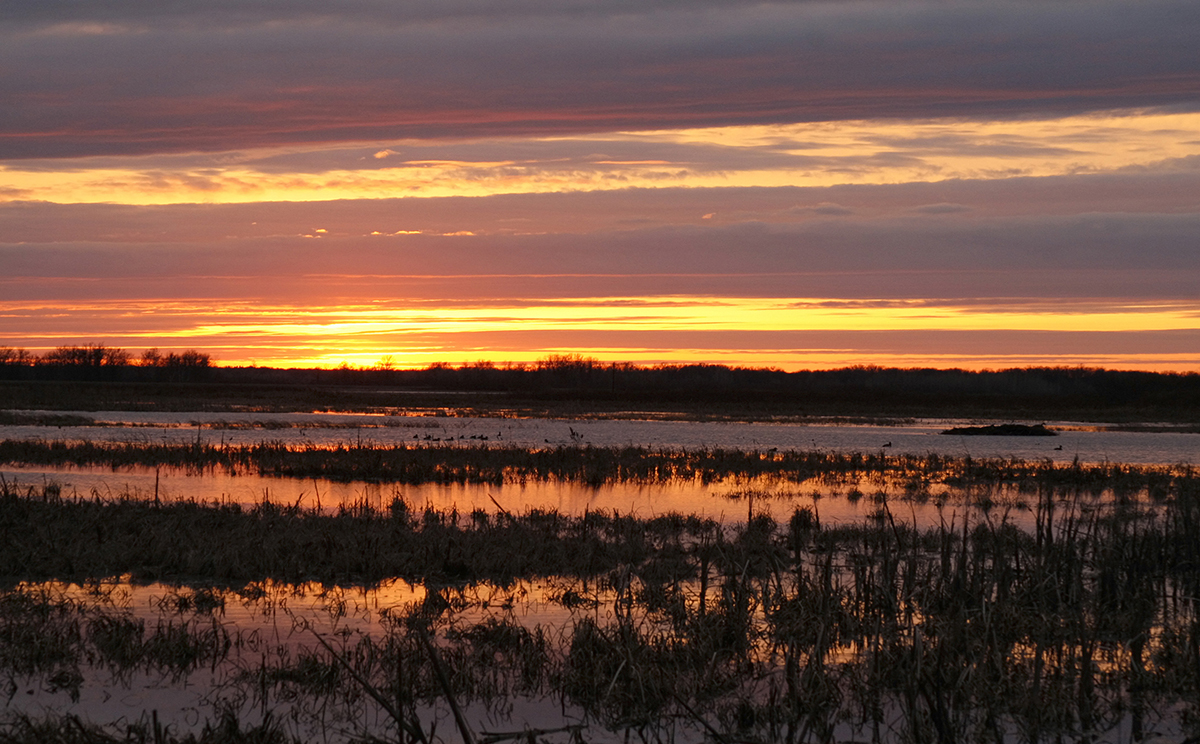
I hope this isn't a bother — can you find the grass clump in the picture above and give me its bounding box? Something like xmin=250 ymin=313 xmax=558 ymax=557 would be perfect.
xmin=0 ymin=483 xmax=717 ymax=586
xmin=0 ymin=712 xmax=296 ymax=744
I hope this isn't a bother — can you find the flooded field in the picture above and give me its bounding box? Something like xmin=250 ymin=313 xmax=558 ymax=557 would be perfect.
xmin=3 ymin=479 xmax=1199 ymax=743
xmin=3 ymin=407 xmax=1200 ymax=742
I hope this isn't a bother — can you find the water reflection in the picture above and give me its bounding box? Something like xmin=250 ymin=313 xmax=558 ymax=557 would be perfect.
xmin=0 ymin=462 xmax=1143 ymax=534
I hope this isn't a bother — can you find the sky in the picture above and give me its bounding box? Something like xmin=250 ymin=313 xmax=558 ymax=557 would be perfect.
xmin=2 ymin=0 xmax=1199 ymax=370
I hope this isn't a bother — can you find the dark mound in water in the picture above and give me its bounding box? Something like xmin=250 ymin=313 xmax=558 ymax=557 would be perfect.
xmin=940 ymin=423 xmax=1057 ymax=437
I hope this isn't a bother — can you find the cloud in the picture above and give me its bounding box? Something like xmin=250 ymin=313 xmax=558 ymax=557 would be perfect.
xmin=0 ymin=186 xmax=34 ymax=200
xmin=793 ymin=202 xmax=855 ymax=216
xmin=4 ymin=206 xmax=1198 ymax=306
xmin=911 ymin=203 xmax=971 ymax=214
xmin=4 ymin=0 xmax=1200 ymax=158
xmin=5 ymin=165 xmax=1200 ymax=239
xmin=11 ymin=110 xmax=1200 ymax=206
xmin=3 ymin=291 xmax=1198 ymax=370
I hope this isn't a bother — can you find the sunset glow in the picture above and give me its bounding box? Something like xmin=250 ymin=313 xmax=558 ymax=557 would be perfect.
xmin=3 ymin=295 xmax=1198 ymax=370
xmin=2 ymin=1 xmax=1198 ymax=371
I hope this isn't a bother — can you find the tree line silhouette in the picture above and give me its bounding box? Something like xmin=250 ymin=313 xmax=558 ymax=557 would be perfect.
xmin=2 ymin=347 xmax=1198 ymax=419
xmin=0 ymin=344 xmax=211 ymax=382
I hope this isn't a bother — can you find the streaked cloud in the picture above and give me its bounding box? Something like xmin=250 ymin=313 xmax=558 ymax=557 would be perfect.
xmin=5 ymin=209 xmax=1196 ymax=279
xmin=5 ymin=111 xmax=1200 ymax=205
xmin=3 ymin=1 xmax=1199 ymax=158
xmin=910 ymin=203 xmax=971 ymax=215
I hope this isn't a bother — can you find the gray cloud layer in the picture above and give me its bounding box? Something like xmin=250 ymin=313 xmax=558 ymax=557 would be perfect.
xmin=4 ymin=0 xmax=1199 ymax=158
xmin=4 ymin=209 xmax=1197 ymax=301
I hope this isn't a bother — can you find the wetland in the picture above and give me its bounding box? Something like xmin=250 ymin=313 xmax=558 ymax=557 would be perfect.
xmin=2 ymin=372 xmax=1200 ymax=743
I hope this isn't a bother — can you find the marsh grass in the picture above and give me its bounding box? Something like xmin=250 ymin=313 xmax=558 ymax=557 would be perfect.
xmin=0 ymin=711 xmax=297 ymax=743
xmin=0 ymin=585 xmax=233 ymax=691
xmin=3 ymin=440 xmax=1196 ymax=496
xmin=0 ymin=412 xmax=99 ymax=428
xmin=201 ymin=492 xmax=1200 ymax=742
xmin=0 ymin=478 xmax=716 ymax=585
xmin=5 ymin=475 xmax=1200 ymax=741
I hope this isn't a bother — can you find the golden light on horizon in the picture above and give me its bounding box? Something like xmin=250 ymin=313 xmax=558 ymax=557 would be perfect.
xmin=4 ymin=296 xmax=1198 ymax=371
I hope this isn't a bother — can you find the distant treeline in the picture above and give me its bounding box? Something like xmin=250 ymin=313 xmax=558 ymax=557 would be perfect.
xmin=0 ymin=344 xmax=211 ymax=382
xmin=221 ymin=356 xmax=1200 ymax=416
xmin=2 ymin=348 xmax=1200 ymax=420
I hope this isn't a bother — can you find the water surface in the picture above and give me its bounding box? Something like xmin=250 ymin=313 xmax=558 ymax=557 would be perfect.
xmin=5 ymin=409 xmax=1198 ymax=464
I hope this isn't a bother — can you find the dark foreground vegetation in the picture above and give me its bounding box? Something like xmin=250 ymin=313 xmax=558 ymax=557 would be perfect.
xmin=3 ymin=346 xmax=1200 ymax=422
xmin=4 ymin=474 xmax=1200 ymax=742
xmin=0 ymin=713 xmax=292 ymax=744
xmin=0 ymin=479 xmax=704 ymax=585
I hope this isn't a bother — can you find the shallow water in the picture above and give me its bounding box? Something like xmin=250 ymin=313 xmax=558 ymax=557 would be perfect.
xmin=4 ymin=409 xmax=1196 ymax=740
xmin=0 ymin=579 xmax=570 ymax=742
xmin=4 ymin=410 xmax=1195 ymax=739
xmin=4 ymin=409 xmax=1198 ymax=465
xmin=4 ymin=575 xmax=754 ymax=743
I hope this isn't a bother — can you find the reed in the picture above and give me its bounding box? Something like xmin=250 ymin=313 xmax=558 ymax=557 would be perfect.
xmin=0 ymin=711 xmax=296 ymax=743
xmin=0 ymin=585 xmax=233 ymax=687
xmin=214 ymin=492 xmax=1198 ymax=743
xmin=0 ymin=482 xmax=714 ymax=585
xmin=4 ymin=479 xmax=1200 ymax=741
